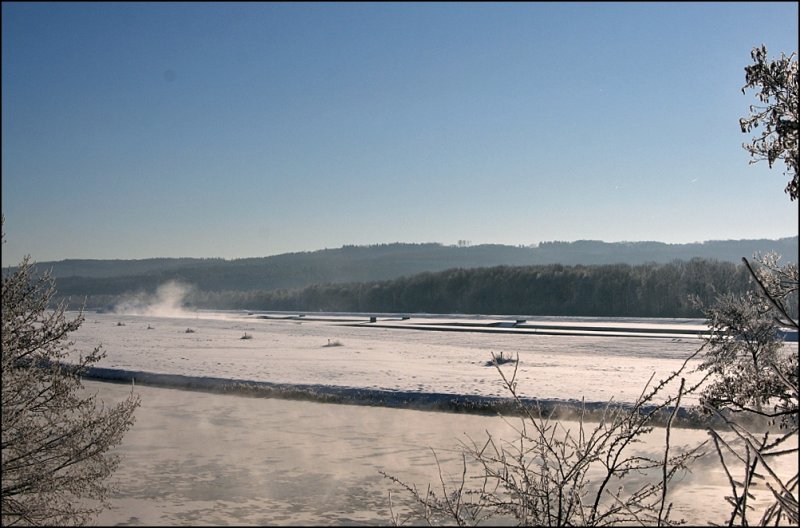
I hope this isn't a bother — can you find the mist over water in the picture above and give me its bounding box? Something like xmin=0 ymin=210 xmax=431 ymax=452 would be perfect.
xmin=88 ymin=380 xmax=792 ymax=526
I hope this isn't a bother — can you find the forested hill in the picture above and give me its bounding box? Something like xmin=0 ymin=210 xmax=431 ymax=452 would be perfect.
xmin=184 ymin=259 xmax=763 ymax=318
xmin=14 ymin=236 xmax=798 ymax=297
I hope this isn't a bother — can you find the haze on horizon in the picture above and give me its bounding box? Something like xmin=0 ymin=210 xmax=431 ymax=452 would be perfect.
xmin=2 ymin=2 xmax=798 ymax=267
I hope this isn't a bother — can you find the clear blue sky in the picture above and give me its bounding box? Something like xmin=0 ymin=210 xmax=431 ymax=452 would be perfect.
xmin=2 ymin=2 xmax=798 ymax=265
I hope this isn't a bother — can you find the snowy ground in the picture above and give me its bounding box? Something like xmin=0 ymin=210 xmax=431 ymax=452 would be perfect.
xmin=70 ymin=311 xmax=711 ymax=409
xmin=66 ymin=310 xmax=796 ymax=526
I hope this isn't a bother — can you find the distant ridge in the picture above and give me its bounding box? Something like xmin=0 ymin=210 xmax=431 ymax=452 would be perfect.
xmin=7 ymin=236 xmax=788 ymax=299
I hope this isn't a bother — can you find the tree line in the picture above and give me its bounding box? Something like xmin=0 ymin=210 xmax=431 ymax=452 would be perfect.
xmin=188 ymin=258 xmax=759 ymax=317
xmin=67 ymin=257 xmax=783 ymax=318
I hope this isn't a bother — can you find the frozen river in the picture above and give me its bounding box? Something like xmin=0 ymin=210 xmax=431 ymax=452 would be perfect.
xmin=86 ymin=380 xmax=739 ymax=526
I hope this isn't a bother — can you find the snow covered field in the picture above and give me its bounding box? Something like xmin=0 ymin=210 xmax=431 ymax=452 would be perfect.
xmin=67 ymin=310 xmax=796 ymax=526
xmin=70 ymin=310 xmax=712 ymax=409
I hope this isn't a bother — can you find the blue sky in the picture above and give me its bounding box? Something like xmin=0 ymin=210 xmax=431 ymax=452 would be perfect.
xmin=2 ymin=2 xmax=798 ymax=265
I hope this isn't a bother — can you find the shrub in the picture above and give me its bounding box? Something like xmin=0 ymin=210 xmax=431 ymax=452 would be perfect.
xmin=383 ymin=352 xmax=706 ymax=526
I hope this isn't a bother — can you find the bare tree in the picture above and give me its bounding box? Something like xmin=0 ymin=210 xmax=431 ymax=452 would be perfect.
xmin=382 ymin=352 xmax=707 ymax=527
xmin=739 ymin=45 xmax=799 ymax=200
xmin=696 ymin=254 xmax=798 ymax=526
xmin=696 ymin=255 xmax=798 ymax=425
xmin=1 ymin=239 xmax=140 ymax=526
xmin=691 ymin=45 xmax=799 ymax=526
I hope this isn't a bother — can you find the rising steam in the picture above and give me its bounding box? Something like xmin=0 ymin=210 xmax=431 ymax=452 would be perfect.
xmin=112 ymin=281 xmax=195 ymax=317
